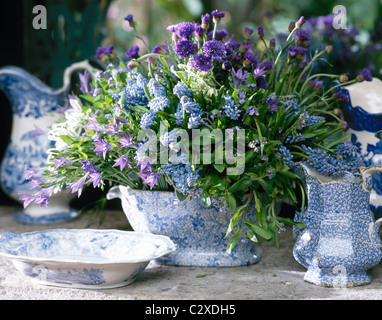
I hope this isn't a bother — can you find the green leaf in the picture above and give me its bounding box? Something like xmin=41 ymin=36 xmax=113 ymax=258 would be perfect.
xmin=276 ymin=216 xmax=305 ymax=229
xmin=214 ymin=163 xmax=225 ymax=173
xmin=244 ymin=221 xmax=273 ymax=240
xmin=226 ymin=229 xmax=242 ymax=254
xmin=228 ymin=176 xmax=252 ymax=193
xmin=227 ymin=193 xmax=237 ymax=210
xmin=60 ymin=135 xmax=75 ymax=145
xmin=257 ymin=178 xmax=273 ymax=195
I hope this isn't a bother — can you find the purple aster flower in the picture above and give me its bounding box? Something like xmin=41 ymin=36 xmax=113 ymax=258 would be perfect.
xmin=117 ymin=132 xmax=136 ymax=148
xmin=113 ymin=153 xmax=131 ymax=171
xmin=140 ymin=171 xmax=159 ymax=189
xmin=208 ymin=29 xmax=229 ymax=41
xmin=189 ymin=54 xmax=213 ymax=72
xmin=87 ymin=172 xmax=104 ymax=188
xmin=231 ymin=68 xmax=249 ymax=88
xmin=202 ymin=40 xmax=226 ymax=61
xmin=125 ymin=45 xmax=140 ymax=60
xmin=243 ymin=50 xmax=258 ymax=67
xmin=96 ymin=45 xmax=114 ymax=59
xmin=175 ymin=22 xmax=195 ymax=39
xmin=25 ymin=167 xmax=38 ymax=180
xmin=201 ymin=13 xmax=210 ymax=29
xmin=211 ymin=10 xmax=225 ymax=23
xmin=357 ymin=68 xmax=373 ymax=82
xmin=296 ymin=29 xmax=310 ymax=42
xmin=194 ymin=24 xmax=204 ymax=41
xmin=69 ymin=176 xmax=87 ymax=197
xmin=175 ymin=39 xmax=197 ymax=59
xmin=93 ymin=139 xmax=112 ymax=159
xmin=80 ymin=160 xmax=96 ymax=173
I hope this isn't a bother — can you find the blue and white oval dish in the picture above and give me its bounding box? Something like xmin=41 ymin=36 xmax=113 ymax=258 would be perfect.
xmin=0 ymin=229 xmax=177 ymax=289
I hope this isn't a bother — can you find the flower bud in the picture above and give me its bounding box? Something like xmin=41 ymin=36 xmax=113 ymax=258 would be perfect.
xmin=296 ymin=16 xmax=305 ymax=28
xmin=124 ymin=14 xmax=135 ymax=28
xmin=326 ymin=45 xmax=333 ymax=53
xmin=269 ymin=38 xmax=276 ymax=50
xmin=339 ymin=74 xmax=349 ymax=83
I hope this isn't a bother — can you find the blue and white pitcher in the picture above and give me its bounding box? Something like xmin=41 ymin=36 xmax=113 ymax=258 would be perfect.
xmin=293 ymin=162 xmax=382 ymax=287
xmin=341 ymin=78 xmax=382 ymax=218
xmin=0 ymin=61 xmax=92 ymax=224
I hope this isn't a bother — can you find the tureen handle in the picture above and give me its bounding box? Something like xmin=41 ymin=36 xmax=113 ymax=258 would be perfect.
xmin=360 ymin=164 xmax=382 ymax=192
xmin=106 ymin=185 xmax=122 ymax=200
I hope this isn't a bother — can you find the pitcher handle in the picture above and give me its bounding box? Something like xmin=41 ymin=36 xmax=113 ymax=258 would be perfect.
xmin=369 ymin=218 xmax=382 ymax=249
xmin=360 ymin=164 xmax=382 ymax=192
xmin=62 ymin=60 xmax=95 ymax=91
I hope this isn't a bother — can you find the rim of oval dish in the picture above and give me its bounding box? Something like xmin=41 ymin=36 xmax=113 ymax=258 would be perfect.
xmin=0 ymin=228 xmax=177 ymax=265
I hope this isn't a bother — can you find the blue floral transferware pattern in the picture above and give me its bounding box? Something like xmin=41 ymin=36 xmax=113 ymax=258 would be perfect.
xmin=340 ymin=78 xmax=382 ymax=219
xmin=293 ymin=162 xmax=382 ymax=287
xmin=0 ymin=62 xmax=91 ymax=224
xmin=106 ymin=186 xmax=262 ymax=267
xmin=0 ymin=229 xmax=177 ymax=289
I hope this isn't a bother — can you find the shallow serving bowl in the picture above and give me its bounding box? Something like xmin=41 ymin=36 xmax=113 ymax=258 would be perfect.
xmin=0 ymin=229 xmax=177 ymax=289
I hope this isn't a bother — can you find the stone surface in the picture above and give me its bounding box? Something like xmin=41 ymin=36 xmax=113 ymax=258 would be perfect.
xmin=0 ymin=205 xmax=382 ymax=300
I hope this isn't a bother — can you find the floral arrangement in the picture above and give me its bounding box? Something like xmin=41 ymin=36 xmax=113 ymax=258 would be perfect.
xmin=21 ymin=10 xmax=370 ymax=250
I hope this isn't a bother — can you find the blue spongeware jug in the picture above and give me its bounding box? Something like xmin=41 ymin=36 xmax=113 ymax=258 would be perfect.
xmin=0 ymin=61 xmax=92 ymax=224
xmin=293 ymin=162 xmax=382 ymax=287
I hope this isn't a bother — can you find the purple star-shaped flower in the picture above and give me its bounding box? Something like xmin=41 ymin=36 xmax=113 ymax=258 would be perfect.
xmin=25 ymin=167 xmax=38 ymax=180
xmin=113 ymin=153 xmax=131 ymax=171
xmin=69 ymin=176 xmax=87 ymax=197
xmin=231 ymin=68 xmax=249 ymax=88
xmin=93 ymin=139 xmax=112 ymax=159
xmin=117 ymin=132 xmax=136 ymax=148
xmin=87 ymin=172 xmax=104 ymax=188
xmin=140 ymin=171 xmax=159 ymax=189
xmin=85 ymin=114 xmax=103 ymax=132
xmin=80 ymin=160 xmax=96 ymax=173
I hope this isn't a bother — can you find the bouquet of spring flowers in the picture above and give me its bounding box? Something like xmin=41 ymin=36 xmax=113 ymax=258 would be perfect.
xmin=21 ymin=10 xmax=368 ymax=250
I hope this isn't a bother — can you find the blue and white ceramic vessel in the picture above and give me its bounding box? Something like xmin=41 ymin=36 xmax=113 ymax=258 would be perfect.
xmin=293 ymin=162 xmax=382 ymax=287
xmin=0 ymin=229 xmax=177 ymax=289
xmin=106 ymin=186 xmax=262 ymax=267
xmin=341 ymin=78 xmax=382 ymax=219
xmin=0 ymin=62 xmax=92 ymax=224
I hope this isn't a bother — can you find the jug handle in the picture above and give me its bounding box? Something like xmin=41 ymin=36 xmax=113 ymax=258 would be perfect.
xmin=360 ymin=164 xmax=382 ymax=192
xmin=61 ymin=60 xmax=95 ymax=92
